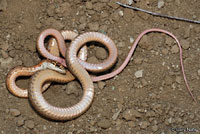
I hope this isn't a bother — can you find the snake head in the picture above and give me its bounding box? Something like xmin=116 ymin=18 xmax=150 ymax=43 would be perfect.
xmin=41 ymin=60 xmax=66 ymax=74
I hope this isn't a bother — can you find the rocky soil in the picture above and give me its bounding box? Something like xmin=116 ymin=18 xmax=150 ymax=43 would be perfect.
xmin=0 ymin=0 xmax=200 ymax=134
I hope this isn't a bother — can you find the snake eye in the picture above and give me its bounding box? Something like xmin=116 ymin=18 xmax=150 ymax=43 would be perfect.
xmin=51 ymin=61 xmax=64 ymax=69
xmin=59 ymin=65 xmax=64 ymax=70
xmin=52 ymin=61 xmax=57 ymax=66
xmin=49 ymin=60 xmax=58 ymax=67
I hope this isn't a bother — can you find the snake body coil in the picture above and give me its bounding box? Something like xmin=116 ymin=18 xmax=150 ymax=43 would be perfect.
xmin=28 ymin=32 xmax=118 ymax=120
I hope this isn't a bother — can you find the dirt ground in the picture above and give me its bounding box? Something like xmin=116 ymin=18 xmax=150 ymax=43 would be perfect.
xmin=0 ymin=0 xmax=200 ymax=133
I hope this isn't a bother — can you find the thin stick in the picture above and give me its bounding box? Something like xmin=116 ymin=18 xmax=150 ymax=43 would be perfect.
xmin=116 ymin=2 xmax=200 ymax=24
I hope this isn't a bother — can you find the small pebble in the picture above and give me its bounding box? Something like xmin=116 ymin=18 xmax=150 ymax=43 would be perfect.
xmin=97 ymin=119 xmax=112 ymax=129
xmin=89 ymin=126 xmax=97 ymax=132
xmin=79 ymin=23 xmax=86 ymax=30
xmin=165 ymin=37 xmax=173 ymax=46
xmin=167 ymin=117 xmax=174 ymax=124
xmin=58 ymin=2 xmax=71 ymax=16
xmin=139 ymin=35 xmax=153 ymax=50
xmin=129 ymin=37 xmax=134 ymax=44
xmin=141 ymin=79 xmax=148 ymax=86
xmin=88 ymin=22 xmax=99 ymax=31
xmin=0 ymin=0 xmax=7 ymax=11
xmin=97 ymin=81 xmax=106 ymax=89
xmin=175 ymin=0 xmax=180 ymax=6
xmin=164 ymin=76 xmax=173 ymax=85
xmin=117 ymin=42 xmax=125 ymax=48
xmin=0 ymin=42 xmax=9 ymax=51
xmin=24 ymin=120 xmax=35 ymax=129
xmin=16 ymin=117 xmax=25 ymax=127
xmin=36 ymin=22 xmax=42 ymax=29
xmin=86 ymin=1 xmax=93 ymax=9
xmin=65 ymin=81 xmax=80 ymax=97
xmin=176 ymin=117 xmax=182 ymax=122
xmin=87 ymin=56 xmax=99 ymax=64
xmin=139 ymin=121 xmax=150 ymax=129
xmin=184 ymin=26 xmax=191 ymax=38
xmin=95 ymin=47 xmax=107 ymax=60
xmin=181 ymin=40 xmax=190 ymax=50
xmin=122 ymin=109 xmax=142 ymax=121
xmin=1 ymin=50 xmax=8 ymax=58
xmin=134 ymin=70 xmax=143 ymax=78
xmin=101 ymin=12 xmax=109 ymax=18
xmin=9 ymin=108 xmax=21 ymax=117
xmin=146 ymin=111 xmax=156 ymax=117
xmin=127 ymin=121 xmax=136 ymax=128
xmin=90 ymin=120 xmax=96 ymax=126
xmin=99 ymin=25 xmax=108 ymax=32
xmin=152 ymin=125 xmax=158 ymax=132
xmin=171 ymin=45 xmax=179 ymax=53
xmin=175 ymin=76 xmax=181 ymax=84
xmin=112 ymin=109 xmax=121 ymax=120
xmin=0 ymin=57 xmax=13 ymax=69
xmin=93 ymin=3 xmax=104 ymax=12
xmin=126 ymin=0 xmax=133 ymax=5
xmin=134 ymin=57 xmax=143 ymax=65
xmin=161 ymin=48 xmax=168 ymax=55
xmin=46 ymin=5 xmax=55 ymax=17
xmin=189 ymin=114 xmax=195 ymax=119
xmin=118 ymin=10 xmax=124 ymax=17
xmin=158 ymin=0 xmax=165 ymax=8
xmin=198 ymin=69 xmax=200 ymax=76
xmin=8 ymin=50 xmax=15 ymax=58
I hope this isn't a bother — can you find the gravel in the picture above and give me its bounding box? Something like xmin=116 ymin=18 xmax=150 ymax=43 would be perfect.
xmin=86 ymin=1 xmax=93 ymax=9
xmin=16 ymin=117 xmax=25 ymax=127
xmin=181 ymin=39 xmax=190 ymax=50
xmin=118 ymin=10 xmax=124 ymax=17
xmin=65 ymin=81 xmax=81 ymax=97
xmin=9 ymin=108 xmax=21 ymax=117
xmin=0 ymin=57 xmax=13 ymax=69
xmin=95 ymin=47 xmax=107 ymax=60
xmin=24 ymin=120 xmax=35 ymax=129
xmin=97 ymin=119 xmax=112 ymax=129
xmin=134 ymin=70 xmax=143 ymax=78
xmin=164 ymin=75 xmax=173 ymax=85
xmin=152 ymin=125 xmax=159 ymax=132
xmin=112 ymin=109 xmax=121 ymax=120
xmin=117 ymin=42 xmax=126 ymax=48
xmin=198 ymin=69 xmax=200 ymax=76
xmin=139 ymin=121 xmax=150 ymax=129
xmin=134 ymin=57 xmax=143 ymax=65
xmin=0 ymin=0 xmax=7 ymax=11
xmin=122 ymin=109 xmax=142 ymax=121
xmin=171 ymin=45 xmax=179 ymax=53
xmin=97 ymin=81 xmax=106 ymax=89
xmin=158 ymin=0 xmax=165 ymax=8
xmin=88 ymin=22 xmax=99 ymax=31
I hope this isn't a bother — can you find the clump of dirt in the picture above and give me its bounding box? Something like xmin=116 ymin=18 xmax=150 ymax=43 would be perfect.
xmin=0 ymin=0 xmax=200 ymax=133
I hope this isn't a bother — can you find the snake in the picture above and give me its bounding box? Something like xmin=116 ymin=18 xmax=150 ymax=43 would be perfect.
xmin=8 ymin=28 xmax=196 ymax=120
xmin=6 ymin=30 xmax=88 ymax=98
xmin=29 ymin=32 xmax=118 ymax=120
xmin=29 ymin=28 xmax=196 ymax=121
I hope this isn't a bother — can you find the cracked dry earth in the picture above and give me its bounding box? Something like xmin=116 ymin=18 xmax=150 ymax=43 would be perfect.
xmin=0 ymin=0 xmax=200 ymax=134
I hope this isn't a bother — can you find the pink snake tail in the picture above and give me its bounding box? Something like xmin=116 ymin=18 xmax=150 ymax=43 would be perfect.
xmin=93 ymin=28 xmax=196 ymax=102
